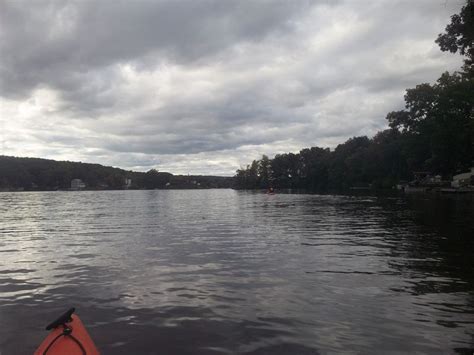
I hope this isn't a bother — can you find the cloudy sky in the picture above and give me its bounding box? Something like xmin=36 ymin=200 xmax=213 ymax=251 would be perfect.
xmin=0 ymin=0 xmax=465 ymax=175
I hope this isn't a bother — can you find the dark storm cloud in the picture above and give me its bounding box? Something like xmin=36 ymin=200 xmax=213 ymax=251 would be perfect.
xmin=0 ymin=0 xmax=464 ymax=174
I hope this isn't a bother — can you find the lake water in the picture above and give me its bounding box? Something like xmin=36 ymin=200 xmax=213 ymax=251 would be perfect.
xmin=0 ymin=190 xmax=473 ymax=354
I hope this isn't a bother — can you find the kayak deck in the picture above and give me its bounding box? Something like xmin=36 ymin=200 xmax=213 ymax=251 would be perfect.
xmin=35 ymin=313 xmax=99 ymax=355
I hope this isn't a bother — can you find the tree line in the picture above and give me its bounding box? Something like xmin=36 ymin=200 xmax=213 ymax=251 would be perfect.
xmin=235 ymin=2 xmax=473 ymax=190
xmin=0 ymin=156 xmax=233 ymax=190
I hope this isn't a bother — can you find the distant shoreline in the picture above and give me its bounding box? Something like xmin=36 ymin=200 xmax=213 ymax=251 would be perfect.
xmin=0 ymin=155 xmax=235 ymax=191
xmin=0 ymin=186 xmax=234 ymax=193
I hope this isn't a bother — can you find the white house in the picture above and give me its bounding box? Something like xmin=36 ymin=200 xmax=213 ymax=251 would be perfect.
xmin=71 ymin=179 xmax=86 ymax=190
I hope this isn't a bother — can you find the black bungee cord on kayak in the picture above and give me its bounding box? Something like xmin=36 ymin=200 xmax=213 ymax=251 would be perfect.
xmin=42 ymin=307 xmax=87 ymax=355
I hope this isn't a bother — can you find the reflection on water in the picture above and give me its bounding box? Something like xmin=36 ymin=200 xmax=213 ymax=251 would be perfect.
xmin=0 ymin=190 xmax=473 ymax=354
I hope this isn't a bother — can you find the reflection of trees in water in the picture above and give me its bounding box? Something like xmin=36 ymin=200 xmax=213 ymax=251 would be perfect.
xmin=293 ymin=192 xmax=474 ymax=351
xmin=379 ymin=194 xmax=474 ymax=291
xmin=377 ymin=194 xmax=474 ymax=353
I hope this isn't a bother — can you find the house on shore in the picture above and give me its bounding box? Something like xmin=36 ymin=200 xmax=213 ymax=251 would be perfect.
xmin=71 ymin=179 xmax=86 ymax=190
xmin=451 ymin=168 xmax=474 ymax=188
xmin=404 ymin=171 xmax=448 ymax=192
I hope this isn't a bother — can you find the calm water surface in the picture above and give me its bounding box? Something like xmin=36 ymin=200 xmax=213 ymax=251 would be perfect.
xmin=0 ymin=190 xmax=473 ymax=354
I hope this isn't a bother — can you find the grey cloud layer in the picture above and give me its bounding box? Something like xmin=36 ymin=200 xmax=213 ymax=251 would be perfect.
xmin=0 ymin=0 xmax=310 ymax=97
xmin=0 ymin=0 xmax=464 ymax=174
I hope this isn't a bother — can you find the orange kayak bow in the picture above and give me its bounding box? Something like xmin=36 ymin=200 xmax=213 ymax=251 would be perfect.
xmin=35 ymin=308 xmax=99 ymax=355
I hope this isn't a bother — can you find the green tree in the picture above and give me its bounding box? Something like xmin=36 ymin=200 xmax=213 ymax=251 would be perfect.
xmin=257 ymin=155 xmax=273 ymax=188
xmin=436 ymin=1 xmax=474 ymax=66
xmin=386 ymin=70 xmax=473 ymax=175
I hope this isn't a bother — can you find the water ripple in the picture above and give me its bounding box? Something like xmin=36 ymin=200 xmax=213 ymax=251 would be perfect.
xmin=0 ymin=190 xmax=473 ymax=354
